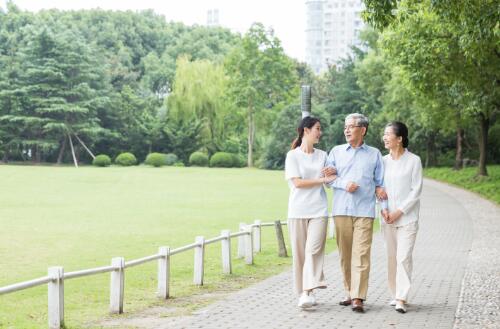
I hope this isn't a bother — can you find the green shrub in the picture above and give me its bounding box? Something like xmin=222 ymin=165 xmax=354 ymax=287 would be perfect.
xmin=210 ymin=152 xmax=235 ymax=167
xmin=115 ymin=152 xmax=137 ymax=166
xmin=173 ymin=161 xmax=185 ymax=167
xmin=189 ymin=151 xmax=209 ymax=167
xmin=92 ymin=154 xmax=111 ymax=167
xmin=231 ymin=154 xmax=247 ymax=168
xmin=165 ymin=153 xmax=178 ymax=166
xmin=145 ymin=153 xmax=166 ymax=167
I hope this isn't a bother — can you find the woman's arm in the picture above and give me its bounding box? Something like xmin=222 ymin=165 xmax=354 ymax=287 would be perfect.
xmin=291 ymin=175 xmax=336 ymax=188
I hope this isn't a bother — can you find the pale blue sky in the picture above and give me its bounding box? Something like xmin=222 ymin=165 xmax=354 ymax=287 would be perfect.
xmin=7 ymin=0 xmax=306 ymax=61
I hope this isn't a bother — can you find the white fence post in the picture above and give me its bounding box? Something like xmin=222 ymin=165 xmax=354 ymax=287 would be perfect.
xmin=48 ymin=266 xmax=64 ymax=329
xmin=237 ymin=223 xmax=246 ymax=258
xmin=253 ymin=220 xmax=261 ymax=252
xmin=157 ymin=246 xmax=170 ymax=299
xmin=193 ymin=236 xmax=205 ymax=285
xmin=110 ymin=257 xmax=125 ymax=314
xmin=328 ymin=216 xmax=335 ymax=239
xmin=221 ymin=230 xmax=232 ymax=274
xmin=244 ymin=227 xmax=253 ymax=265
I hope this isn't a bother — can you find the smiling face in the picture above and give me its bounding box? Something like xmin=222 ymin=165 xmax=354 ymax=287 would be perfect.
xmin=303 ymin=122 xmax=322 ymax=145
xmin=344 ymin=117 xmax=366 ymax=146
xmin=383 ymin=126 xmax=402 ymax=150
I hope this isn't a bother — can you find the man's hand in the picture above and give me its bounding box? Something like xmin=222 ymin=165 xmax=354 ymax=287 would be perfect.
xmin=346 ymin=181 xmax=359 ymax=193
xmin=323 ymin=175 xmax=337 ymax=184
xmin=322 ymin=166 xmax=336 ymax=177
xmin=375 ymin=187 xmax=387 ymax=200
xmin=381 ymin=209 xmax=389 ymax=222
xmin=387 ymin=209 xmax=403 ymax=223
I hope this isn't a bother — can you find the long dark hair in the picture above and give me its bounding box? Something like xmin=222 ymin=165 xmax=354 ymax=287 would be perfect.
xmin=291 ymin=116 xmax=321 ymax=149
xmin=386 ymin=121 xmax=409 ymax=148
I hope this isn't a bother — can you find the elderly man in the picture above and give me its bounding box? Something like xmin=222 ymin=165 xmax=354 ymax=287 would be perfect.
xmin=325 ymin=113 xmax=385 ymax=313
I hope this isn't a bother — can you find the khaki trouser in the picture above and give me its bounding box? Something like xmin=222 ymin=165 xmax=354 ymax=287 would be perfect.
xmin=288 ymin=217 xmax=328 ymax=295
xmin=334 ymin=216 xmax=374 ymax=300
xmin=382 ymin=221 xmax=419 ymax=302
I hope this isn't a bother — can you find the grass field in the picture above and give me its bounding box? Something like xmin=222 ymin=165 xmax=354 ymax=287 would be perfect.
xmin=424 ymin=165 xmax=500 ymax=204
xmin=0 ymin=165 xmax=342 ymax=329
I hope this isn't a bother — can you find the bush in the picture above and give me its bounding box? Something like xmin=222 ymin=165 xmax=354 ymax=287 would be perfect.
xmin=145 ymin=153 xmax=166 ymax=167
xmin=210 ymin=152 xmax=235 ymax=168
xmin=165 ymin=153 xmax=178 ymax=166
xmin=92 ymin=154 xmax=111 ymax=167
xmin=115 ymin=152 xmax=137 ymax=166
xmin=189 ymin=151 xmax=209 ymax=167
xmin=173 ymin=161 xmax=185 ymax=167
xmin=232 ymin=154 xmax=247 ymax=168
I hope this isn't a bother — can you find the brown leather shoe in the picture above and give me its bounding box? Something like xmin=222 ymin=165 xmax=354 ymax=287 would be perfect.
xmin=352 ymin=299 xmax=364 ymax=313
xmin=339 ymin=298 xmax=352 ymax=306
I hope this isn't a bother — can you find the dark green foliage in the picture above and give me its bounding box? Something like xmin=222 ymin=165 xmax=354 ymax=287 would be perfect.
xmin=145 ymin=152 xmax=166 ymax=167
xmin=210 ymin=152 xmax=234 ymax=168
xmin=189 ymin=151 xmax=208 ymax=167
xmin=115 ymin=152 xmax=137 ymax=166
xmin=164 ymin=153 xmax=178 ymax=166
xmin=231 ymin=154 xmax=247 ymax=168
xmin=92 ymin=154 xmax=111 ymax=167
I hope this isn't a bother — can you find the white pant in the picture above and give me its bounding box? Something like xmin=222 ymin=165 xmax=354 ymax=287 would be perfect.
xmin=382 ymin=221 xmax=419 ymax=302
xmin=288 ymin=217 xmax=328 ymax=295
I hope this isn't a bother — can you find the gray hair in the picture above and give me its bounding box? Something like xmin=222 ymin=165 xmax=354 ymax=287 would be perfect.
xmin=345 ymin=113 xmax=369 ymax=136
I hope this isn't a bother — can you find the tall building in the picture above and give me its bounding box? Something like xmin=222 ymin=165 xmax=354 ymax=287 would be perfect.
xmin=207 ymin=9 xmax=220 ymax=27
xmin=305 ymin=0 xmax=365 ymax=73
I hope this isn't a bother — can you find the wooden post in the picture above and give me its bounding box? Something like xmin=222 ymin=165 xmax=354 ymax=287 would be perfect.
xmin=244 ymin=227 xmax=253 ymax=265
xmin=237 ymin=223 xmax=245 ymax=258
xmin=193 ymin=236 xmax=205 ymax=285
xmin=253 ymin=220 xmax=261 ymax=252
xmin=221 ymin=230 xmax=232 ymax=274
xmin=157 ymin=246 xmax=170 ymax=299
xmin=274 ymin=220 xmax=288 ymax=257
xmin=48 ymin=266 xmax=64 ymax=329
xmin=328 ymin=216 xmax=335 ymax=239
xmin=110 ymin=257 xmax=125 ymax=314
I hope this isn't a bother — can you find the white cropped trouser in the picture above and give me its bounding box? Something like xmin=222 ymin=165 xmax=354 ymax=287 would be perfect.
xmin=382 ymin=221 xmax=419 ymax=302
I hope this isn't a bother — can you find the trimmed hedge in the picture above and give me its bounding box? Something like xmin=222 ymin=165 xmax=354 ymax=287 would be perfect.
xmin=231 ymin=154 xmax=247 ymax=168
xmin=115 ymin=152 xmax=137 ymax=166
xmin=92 ymin=154 xmax=111 ymax=167
xmin=189 ymin=151 xmax=209 ymax=167
xmin=145 ymin=153 xmax=166 ymax=167
xmin=165 ymin=153 xmax=178 ymax=166
xmin=210 ymin=152 xmax=234 ymax=168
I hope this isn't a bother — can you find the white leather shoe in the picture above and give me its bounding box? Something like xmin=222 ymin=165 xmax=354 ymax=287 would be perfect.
xmin=298 ymin=292 xmax=314 ymax=308
xmin=389 ymin=299 xmax=397 ymax=306
xmin=310 ymin=292 xmax=317 ymax=306
xmin=395 ymin=300 xmax=407 ymax=313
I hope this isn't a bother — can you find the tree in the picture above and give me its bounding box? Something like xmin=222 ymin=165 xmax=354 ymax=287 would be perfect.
xmin=225 ymin=23 xmax=298 ymax=167
xmin=364 ymin=0 xmax=500 ymax=175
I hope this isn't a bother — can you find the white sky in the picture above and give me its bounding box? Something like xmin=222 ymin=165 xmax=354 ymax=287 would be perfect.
xmin=7 ymin=0 xmax=307 ymax=61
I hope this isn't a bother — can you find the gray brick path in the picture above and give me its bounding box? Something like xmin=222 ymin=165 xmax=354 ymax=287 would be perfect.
xmin=107 ymin=179 xmax=499 ymax=329
xmin=151 ymin=179 xmax=477 ymax=329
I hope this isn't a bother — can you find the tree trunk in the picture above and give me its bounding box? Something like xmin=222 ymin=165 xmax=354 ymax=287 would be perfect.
xmin=477 ymin=113 xmax=489 ymax=176
xmin=68 ymin=133 xmax=78 ymax=168
xmin=247 ymin=106 xmax=255 ymax=167
xmin=425 ymin=132 xmax=437 ymax=168
xmin=453 ymin=127 xmax=464 ymax=170
xmin=2 ymin=149 xmax=8 ymax=163
xmin=57 ymin=137 xmax=67 ymax=165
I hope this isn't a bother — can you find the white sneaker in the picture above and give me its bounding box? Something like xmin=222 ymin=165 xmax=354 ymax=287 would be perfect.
xmin=389 ymin=299 xmax=397 ymax=306
xmin=298 ymin=292 xmax=314 ymax=308
xmin=395 ymin=300 xmax=407 ymax=313
xmin=310 ymin=292 xmax=317 ymax=306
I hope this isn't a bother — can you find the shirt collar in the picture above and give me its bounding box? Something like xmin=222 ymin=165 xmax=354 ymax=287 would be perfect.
xmin=346 ymin=142 xmax=367 ymax=151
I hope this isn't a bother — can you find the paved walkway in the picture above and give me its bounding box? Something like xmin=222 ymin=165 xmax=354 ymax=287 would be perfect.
xmin=107 ymin=179 xmax=499 ymax=329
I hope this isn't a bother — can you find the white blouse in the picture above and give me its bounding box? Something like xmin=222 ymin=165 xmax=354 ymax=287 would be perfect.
xmin=382 ymin=149 xmax=423 ymax=227
xmin=285 ymin=147 xmax=329 ymax=219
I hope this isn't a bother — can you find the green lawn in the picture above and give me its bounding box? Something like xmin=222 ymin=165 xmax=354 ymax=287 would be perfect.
xmin=424 ymin=165 xmax=500 ymax=204
xmin=0 ymin=165 xmax=340 ymax=329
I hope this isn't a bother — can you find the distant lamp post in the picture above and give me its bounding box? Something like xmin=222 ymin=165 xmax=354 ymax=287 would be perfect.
xmin=301 ymin=85 xmax=311 ymax=118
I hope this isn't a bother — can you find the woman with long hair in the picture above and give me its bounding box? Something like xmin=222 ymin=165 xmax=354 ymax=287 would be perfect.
xmin=380 ymin=121 xmax=423 ymax=313
xmin=285 ymin=116 xmax=336 ymax=308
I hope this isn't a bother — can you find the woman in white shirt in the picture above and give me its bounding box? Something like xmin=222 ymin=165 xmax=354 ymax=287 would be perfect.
xmin=285 ymin=116 xmax=336 ymax=309
xmin=381 ymin=121 xmax=423 ymax=314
